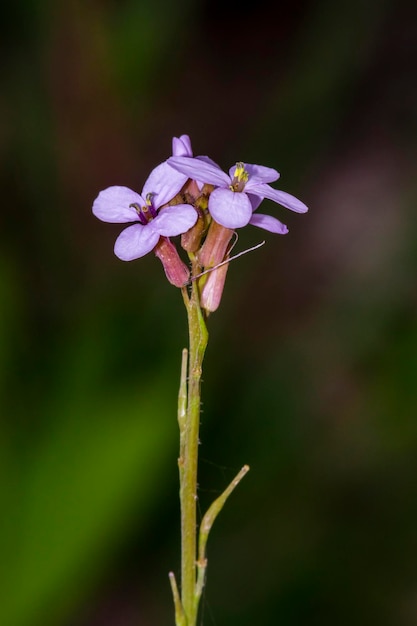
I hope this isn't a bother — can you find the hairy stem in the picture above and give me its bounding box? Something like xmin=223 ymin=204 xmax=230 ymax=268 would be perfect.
xmin=179 ymin=278 xmax=208 ymax=626
xmin=171 ymin=260 xmax=248 ymax=626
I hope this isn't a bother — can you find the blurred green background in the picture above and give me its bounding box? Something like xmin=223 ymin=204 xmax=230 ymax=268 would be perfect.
xmin=1 ymin=0 xmax=417 ymax=624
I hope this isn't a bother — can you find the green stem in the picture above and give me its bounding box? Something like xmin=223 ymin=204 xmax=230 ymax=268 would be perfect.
xmin=179 ymin=277 xmax=208 ymax=626
xmin=171 ymin=259 xmax=248 ymax=626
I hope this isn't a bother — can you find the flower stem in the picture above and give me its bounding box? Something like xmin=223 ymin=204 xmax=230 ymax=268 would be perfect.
xmin=171 ymin=259 xmax=248 ymax=626
xmin=178 ymin=275 xmax=208 ymax=626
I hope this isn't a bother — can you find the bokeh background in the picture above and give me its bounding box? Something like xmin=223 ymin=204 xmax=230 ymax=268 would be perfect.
xmin=2 ymin=0 xmax=417 ymax=625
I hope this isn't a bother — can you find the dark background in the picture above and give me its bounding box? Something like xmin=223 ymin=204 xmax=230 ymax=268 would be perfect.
xmin=1 ymin=1 xmax=417 ymax=625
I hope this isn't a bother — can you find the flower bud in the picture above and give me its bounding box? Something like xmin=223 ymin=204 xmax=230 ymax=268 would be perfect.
xmin=198 ymin=220 xmax=234 ymax=269
xmin=154 ymin=237 xmax=190 ymax=287
xmin=181 ymin=211 xmax=206 ymax=253
xmin=200 ymin=261 xmax=229 ymax=313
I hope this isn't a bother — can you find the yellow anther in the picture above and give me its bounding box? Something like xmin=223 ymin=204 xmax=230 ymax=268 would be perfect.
xmin=233 ymin=162 xmax=249 ymax=183
xmin=145 ymin=192 xmax=154 ymax=206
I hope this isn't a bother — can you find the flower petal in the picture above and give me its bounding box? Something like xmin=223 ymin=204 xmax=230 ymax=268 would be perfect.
xmin=229 ymin=163 xmax=280 ymax=184
xmin=193 ymin=156 xmax=222 ymax=190
xmin=114 ymin=223 xmax=159 ymax=261
xmin=249 ymin=213 xmax=289 ymax=234
xmin=143 ymin=161 xmax=188 ymax=208
xmin=248 ymin=193 xmax=263 ymax=212
xmin=168 ymin=156 xmax=230 ymax=187
xmin=151 ymin=204 xmax=198 ymax=237
xmin=209 ymin=188 xmax=253 ymax=228
xmin=246 ymin=163 xmax=280 ymax=183
xmin=92 ymin=186 xmax=142 ymax=223
xmin=249 ymin=183 xmax=308 ymax=213
xmin=196 ymin=155 xmax=222 ymax=169
xmin=172 ymin=135 xmax=193 ymax=157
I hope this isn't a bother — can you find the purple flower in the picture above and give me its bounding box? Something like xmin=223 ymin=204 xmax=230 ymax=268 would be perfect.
xmin=167 ymin=157 xmax=308 ymax=233
xmin=92 ymin=161 xmax=197 ymax=261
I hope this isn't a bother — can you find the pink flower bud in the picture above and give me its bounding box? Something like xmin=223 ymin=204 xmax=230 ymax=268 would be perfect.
xmin=198 ymin=220 xmax=234 ymax=269
xmin=154 ymin=237 xmax=190 ymax=287
xmin=200 ymin=261 xmax=229 ymax=313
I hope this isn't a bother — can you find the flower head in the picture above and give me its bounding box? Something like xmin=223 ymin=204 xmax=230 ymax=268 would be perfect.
xmin=93 ymin=162 xmax=197 ymax=262
xmin=167 ymin=156 xmax=308 ymax=233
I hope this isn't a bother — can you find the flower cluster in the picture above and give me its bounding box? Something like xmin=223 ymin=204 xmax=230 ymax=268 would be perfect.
xmin=92 ymin=135 xmax=308 ymax=311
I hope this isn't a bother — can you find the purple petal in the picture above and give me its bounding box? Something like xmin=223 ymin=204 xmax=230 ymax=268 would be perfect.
xmin=143 ymin=161 xmax=188 ymax=208
xmin=246 ymin=163 xmax=280 ymax=183
xmin=92 ymin=186 xmax=142 ymax=223
xmin=248 ymin=193 xmax=263 ymax=212
xmin=151 ymin=204 xmax=198 ymax=237
xmin=114 ymin=223 xmax=160 ymax=261
xmin=168 ymin=156 xmax=230 ymax=187
xmin=249 ymin=183 xmax=308 ymax=213
xmin=229 ymin=163 xmax=280 ymax=184
xmin=249 ymin=213 xmax=289 ymax=234
xmin=209 ymin=188 xmax=253 ymax=228
xmin=196 ymin=155 xmax=222 ymax=169
xmin=172 ymin=135 xmax=193 ymax=157
xmin=193 ymin=156 xmax=222 ymax=190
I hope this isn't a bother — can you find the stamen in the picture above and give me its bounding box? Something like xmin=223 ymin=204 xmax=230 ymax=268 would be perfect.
xmin=129 ymin=202 xmax=148 ymax=225
xmin=230 ymin=162 xmax=249 ymax=192
xmin=145 ymin=192 xmax=157 ymax=218
xmin=234 ymin=162 xmax=246 ymax=179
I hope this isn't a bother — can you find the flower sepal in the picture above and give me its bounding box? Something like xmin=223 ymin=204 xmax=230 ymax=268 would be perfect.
xmin=198 ymin=220 xmax=234 ymax=269
xmin=200 ymin=261 xmax=229 ymax=314
xmin=154 ymin=237 xmax=190 ymax=287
